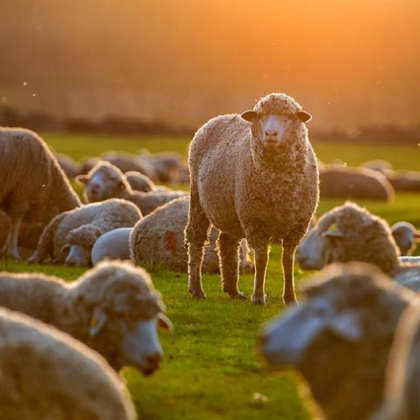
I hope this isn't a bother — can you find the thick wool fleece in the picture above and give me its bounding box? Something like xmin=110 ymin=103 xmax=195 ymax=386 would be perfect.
xmin=0 ymin=261 xmax=165 ymax=371
xmin=0 ymin=307 xmax=135 ymax=420
xmin=186 ymin=92 xmax=319 ymax=302
xmin=34 ymin=199 xmax=141 ymax=264
xmin=299 ymin=263 xmax=415 ymax=420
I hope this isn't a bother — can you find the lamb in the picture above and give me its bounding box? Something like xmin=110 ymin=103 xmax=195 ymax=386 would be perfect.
xmin=29 ymin=198 xmax=141 ymax=266
xmin=0 ymin=261 xmax=173 ymax=374
xmin=319 ymin=164 xmax=394 ymax=201
xmin=261 ymin=262 xmax=416 ymax=420
xmin=297 ymin=202 xmax=420 ymax=291
xmin=0 ymin=307 xmax=136 ymax=420
xmin=185 ymin=92 xmax=319 ymax=305
xmin=376 ymin=303 xmax=420 ymax=420
xmin=92 ymin=227 xmax=133 ymax=265
xmin=0 ymin=127 xmax=81 ymax=259
xmin=131 ymin=196 xmax=254 ymax=274
xmin=76 ymin=161 xmax=187 ymax=216
xmin=391 ymin=221 xmax=420 ymax=256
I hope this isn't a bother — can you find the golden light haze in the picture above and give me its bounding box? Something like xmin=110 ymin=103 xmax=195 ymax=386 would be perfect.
xmin=1 ymin=0 xmax=419 ymax=129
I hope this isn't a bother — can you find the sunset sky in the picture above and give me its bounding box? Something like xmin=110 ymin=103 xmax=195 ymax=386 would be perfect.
xmin=1 ymin=0 xmax=420 ymax=129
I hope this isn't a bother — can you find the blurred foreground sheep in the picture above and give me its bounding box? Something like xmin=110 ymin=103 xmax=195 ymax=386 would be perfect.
xmin=261 ymin=262 xmax=416 ymax=420
xmin=0 ymin=261 xmax=172 ymax=374
xmin=0 ymin=307 xmax=136 ymax=420
xmin=186 ymin=92 xmax=318 ymax=305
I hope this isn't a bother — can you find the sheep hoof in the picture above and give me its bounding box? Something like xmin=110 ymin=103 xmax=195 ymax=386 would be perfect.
xmin=228 ymin=290 xmax=247 ymax=300
xmin=189 ymin=288 xmax=207 ymax=299
xmin=252 ymin=295 xmax=266 ymax=305
xmin=282 ymin=295 xmax=298 ymax=306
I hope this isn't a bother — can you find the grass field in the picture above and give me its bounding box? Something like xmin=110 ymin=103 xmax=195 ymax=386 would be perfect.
xmin=4 ymin=132 xmax=420 ymax=420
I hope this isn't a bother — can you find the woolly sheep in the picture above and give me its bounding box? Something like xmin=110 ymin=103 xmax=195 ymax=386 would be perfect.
xmin=386 ymin=170 xmax=420 ymax=193
xmin=139 ymin=150 xmax=186 ymax=183
xmin=125 ymin=171 xmax=156 ymax=192
xmin=0 ymin=127 xmax=81 ymax=260
xmin=92 ymin=227 xmax=133 ymax=265
xmin=297 ymin=202 xmax=420 ymax=291
xmin=261 ymin=262 xmax=416 ymax=420
xmin=76 ymin=161 xmax=186 ymax=216
xmin=391 ymin=221 xmax=420 ymax=256
xmin=0 ymin=307 xmax=136 ymax=420
xmin=186 ymin=92 xmax=319 ymax=305
xmin=319 ymin=164 xmax=394 ymax=201
xmin=0 ymin=261 xmax=173 ymax=374
xmin=131 ymin=196 xmax=254 ymax=274
xmin=29 ymin=199 xmax=141 ymax=266
xmin=376 ymin=303 xmax=420 ymax=420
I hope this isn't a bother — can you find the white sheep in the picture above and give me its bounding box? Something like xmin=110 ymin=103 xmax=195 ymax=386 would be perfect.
xmin=130 ymin=196 xmax=254 ymax=274
xmin=29 ymin=198 xmax=141 ymax=266
xmin=261 ymin=262 xmax=416 ymax=420
xmin=91 ymin=227 xmax=133 ymax=265
xmin=297 ymin=202 xmax=420 ymax=291
xmin=0 ymin=307 xmax=136 ymax=420
xmin=76 ymin=161 xmax=186 ymax=215
xmin=0 ymin=261 xmax=173 ymax=374
xmin=0 ymin=127 xmax=81 ymax=260
xmin=186 ymin=92 xmax=319 ymax=305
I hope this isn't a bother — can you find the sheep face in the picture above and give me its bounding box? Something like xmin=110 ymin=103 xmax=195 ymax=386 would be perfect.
xmin=391 ymin=222 xmax=420 ymax=256
xmin=63 ymin=244 xmax=91 ymax=266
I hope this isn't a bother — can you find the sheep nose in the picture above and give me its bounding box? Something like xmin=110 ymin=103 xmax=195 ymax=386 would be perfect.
xmin=264 ymin=130 xmax=278 ymax=137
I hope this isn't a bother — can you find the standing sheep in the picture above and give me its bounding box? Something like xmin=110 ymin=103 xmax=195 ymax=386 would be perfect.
xmin=0 ymin=307 xmax=136 ymax=420
xmin=186 ymin=93 xmax=319 ymax=305
xmin=130 ymin=196 xmax=254 ymax=274
xmin=29 ymin=199 xmax=141 ymax=266
xmin=0 ymin=127 xmax=81 ymax=259
xmin=297 ymin=202 xmax=420 ymax=291
xmin=76 ymin=161 xmax=186 ymax=215
xmin=0 ymin=261 xmax=173 ymax=374
xmin=261 ymin=262 xmax=416 ymax=420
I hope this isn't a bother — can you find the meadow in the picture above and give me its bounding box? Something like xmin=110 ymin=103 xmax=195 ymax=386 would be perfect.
xmin=5 ymin=132 xmax=420 ymax=420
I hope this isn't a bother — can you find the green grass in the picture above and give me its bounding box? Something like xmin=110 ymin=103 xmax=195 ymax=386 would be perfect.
xmin=5 ymin=132 xmax=420 ymax=419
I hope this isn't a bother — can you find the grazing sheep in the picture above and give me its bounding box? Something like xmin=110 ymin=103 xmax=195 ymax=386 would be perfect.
xmin=297 ymin=202 xmax=420 ymax=291
xmin=386 ymin=170 xmax=420 ymax=193
xmin=76 ymin=161 xmax=186 ymax=215
xmin=92 ymin=227 xmax=132 ymax=265
xmin=376 ymin=303 xmax=420 ymax=420
xmin=319 ymin=164 xmax=394 ymax=201
xmin=391 ymin=222 xmax=420 ymax=256
xmin=29 ymin=199 xmax=141 ymax=266
xmin=0 ymin=127 xmax=81 ymax=259
xmin=261 ymin=262 xmax=416 ymax=420
xmin=186 ymin=92 xmax=319 ymax=305
xmin=131 ymin=196 xmax=254 ymax=274
xmin=125 ymin=171 xmax=156 ymax=192
xmin=0 ymin=307 xmax=136 ymax=420
xmin=55 ymin=152 xmax=82 ymax=179
xmin=0 ymin=261 xmax=173 ymax=374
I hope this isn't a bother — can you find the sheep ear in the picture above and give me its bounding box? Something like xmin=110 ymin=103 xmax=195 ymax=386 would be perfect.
xmin=329 ymin=312 xmax=364 ymax=342
xmin=75 ymin=175 xmax=89 ymax=185
xmin=157 ymin=313 xmax=173 ymax=331
xmin=119 ymin=181 xmax=126 ymax=190
xmin=241 ymin=111 xmax=257 ymax=122
xmin=89 ymin=307 xmax=108 ymax=337
xmin=297 ymin=111 xmax=312 ymax=123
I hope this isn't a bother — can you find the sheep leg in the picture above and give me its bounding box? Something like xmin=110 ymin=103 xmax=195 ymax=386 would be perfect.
xmin=252 ymin=244 xmax=269 ymax=305
xmin=185 ymin=186 xmax=211 ymax=299
xmin=8 ymin=215 xmax=23 ymax=260
xmin=217 ymin=233 xmax=244 ymax=298
xmin=282 ymin=245 xmax=297 ymax=305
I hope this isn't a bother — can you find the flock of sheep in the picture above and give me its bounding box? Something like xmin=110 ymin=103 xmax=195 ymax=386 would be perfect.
xmin=1 ymin=92 xmax=420 ymax=419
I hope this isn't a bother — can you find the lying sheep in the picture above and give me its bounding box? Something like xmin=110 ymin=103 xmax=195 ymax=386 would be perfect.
xmin=0 ymin=307 xmax=136 ymax=420
xmin=319 ymin=164 xmax=394 ymax=202
xmin=92 ymin=227 xmax=133 ymax=265
xmin=131 ymin=196 xmax=254 ymax=274
xmin=391 ymin=222 xmax=420 ymax=256
xmin=297 ymin=202 xmax=420 ymax=291
xmin=377 ymin=303 xmax=420 ymax=420
xmin=386 ymin=170 xmax=420 ymax=193
xmin=126 ymin=171 xmax=156 ymax=192
xmin=0 ymin=127 xmax=81 ymax=259
xmin=29 ymin=198 xmax=141 ymax=266
xmin=0 ymin=261 xmax=173 ymax=374
xmin=261 ymin=262 xmax=416 ymax=420
xmin=76 ymin=161 xmax=186 ymax=216
xmin=186 ymin=92 xmax=319 ymax=304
